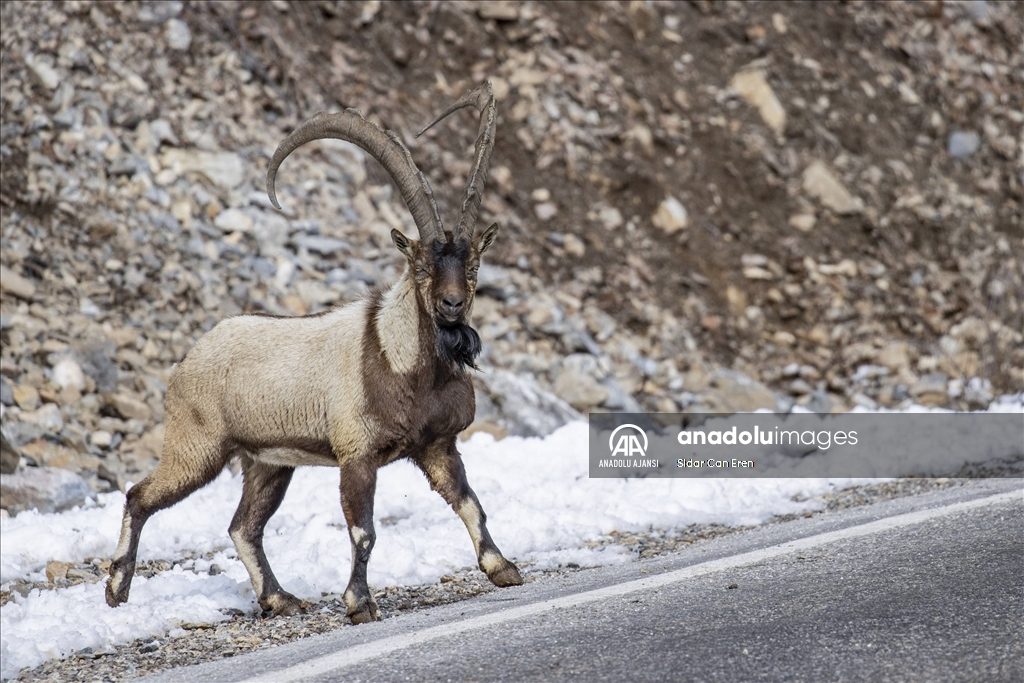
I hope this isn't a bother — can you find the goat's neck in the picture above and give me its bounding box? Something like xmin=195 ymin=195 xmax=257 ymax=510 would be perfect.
xmin=374 ymin=271 xmax=423 ymax=376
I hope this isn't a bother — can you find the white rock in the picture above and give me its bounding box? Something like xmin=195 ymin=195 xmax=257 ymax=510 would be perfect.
xmin=52 ymin=358 xmax=87 ymax=391
xmin=534 ymin=202 xmax=558 ymax=221
xmin=563 ymin=234 xmax=586 ymax=257
xmin=165 ymin=18 xmax=192 ymax=51
xmin=788 ymin=213 xmax=816 ymax=232
xmin=214 ymin=208 xmax=255 ymax=233
xmin=162 ymin=149 xmax=246 ymax=189
xmin=90 ymin=430 xmax=113 ymax=448
xmin=597 ymin=205 xmax=623 ymax=230
xmin=818 ymin=259 xmax=858 ymax=277
xmin=25 ymin=54 xmax=60 ymax=90
xmin=802 ymin=161 xmax=864 ymax=214
xmin=651 ymin=196 xmax=689 ymax=233
xmin=730 ymin=69 xmax=786 ymax=138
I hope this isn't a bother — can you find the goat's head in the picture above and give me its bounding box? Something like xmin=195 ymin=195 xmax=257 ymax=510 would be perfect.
xmin=266 ymin=82 xmax=500 ymax=368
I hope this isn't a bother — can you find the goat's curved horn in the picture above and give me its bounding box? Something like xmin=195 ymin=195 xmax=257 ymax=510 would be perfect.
xmin=267 ymin=109 xmax=443 ymax=243
xmin=416 ymin=82 xmax=496 ymax=242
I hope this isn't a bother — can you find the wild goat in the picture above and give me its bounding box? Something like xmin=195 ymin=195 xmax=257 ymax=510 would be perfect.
xmin=105 ymin=82 xmax=523 ymax=624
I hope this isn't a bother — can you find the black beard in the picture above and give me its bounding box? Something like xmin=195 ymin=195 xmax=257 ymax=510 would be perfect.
xmin=436 ymin=323 xmax=481 ymax=371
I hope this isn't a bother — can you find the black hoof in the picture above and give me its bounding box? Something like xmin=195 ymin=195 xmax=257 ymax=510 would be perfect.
xmin=262 ymin=592 xmax=307 ymax=617
xmin=488 ymin=562 xmax=524 ymax=587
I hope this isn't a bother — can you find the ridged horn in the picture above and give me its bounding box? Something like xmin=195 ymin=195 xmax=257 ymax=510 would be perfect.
xmin=267 ymin=109 xmax=443 ymax=243
xmin=416 ymin=82 xmax=496 ymax=241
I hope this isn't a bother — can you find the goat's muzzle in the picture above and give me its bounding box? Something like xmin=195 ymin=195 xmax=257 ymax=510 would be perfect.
xmin=437 ymin=295 xmax=466 ymax=325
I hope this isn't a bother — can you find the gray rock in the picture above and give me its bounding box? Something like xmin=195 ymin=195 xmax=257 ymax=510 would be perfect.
xmin=695 ymin=369 xmax=779 ymax=413
xmin=52 ymin=108 xmax=79 ymax=130
xmin=0 ymin=467 xmax=95 ymax=515
xmin=107 ymin=155 xmax=148 ymax=178
xmin=911 ymin=373 xmax=949 ymax=407
xmin=1 ymin=434 xmax=20 ymax=474
xmin=18 ymin=404 xmax=64 ymax=432
xmin=947 ymin=131 xmax=980 ymax=158
xmin=474 ymin=368 xmax=581 ymax=438
xmin=345 ymin=258 xmax=381 ymax=285
xmin=251 ymin=211 xmax=290 ymax=257
xmin=552 ymin=354 xmax=609 ymax=411
xmin=293 ymin=235 xmax=349 ymax=255
xmin=911 ymin=372 xmax=948 ymax=396
xmin=2 ymin=421 xmax=44 ymax=449
xmin=137 ymin=0 xmax=183 ymax=25
xmin=0 ymin=377 xmax=13 ymax=406
xmin=802 ymin=391 xmax=833 ymax=414
xmin=788 ymin=378 xmax=813 ymax=395
xmin=477 ymin=264 xmax=516 ymax=300
xmin=601 ymin=378 xmax=643 ymax=412
xmin=966 ymin=0 xmax=989 ymax=21
xmin=582 ymin=306 xmax=616 ymax=342
xmin=75 ymin=340 xmax=118 ymax=393
xmin=149 ymin=119 xmax=178 ymax=146
xmin=561 ymin=327 xmax=603 ymax=356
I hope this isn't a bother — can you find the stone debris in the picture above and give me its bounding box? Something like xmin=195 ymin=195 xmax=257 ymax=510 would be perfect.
xmin=730 ymin=68 xmax=786 ymax=138
xmin=0 ymin=266 xmax=36 ymax=299
xmin=947 ymin=131 xmax=981 ymax=158
xmin=651 ymin=196 xmax=689 ymax=234
xmin=801 ymin=161 xmax=864 ymax=215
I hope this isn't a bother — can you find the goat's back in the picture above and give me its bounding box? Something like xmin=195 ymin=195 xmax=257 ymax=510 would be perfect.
xmin=165 ymin=301 xmax=371 ymax=461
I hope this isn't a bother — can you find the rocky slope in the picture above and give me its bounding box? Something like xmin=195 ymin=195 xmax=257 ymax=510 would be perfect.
xmin=1 ymin=1 xmax=1022 ymax=507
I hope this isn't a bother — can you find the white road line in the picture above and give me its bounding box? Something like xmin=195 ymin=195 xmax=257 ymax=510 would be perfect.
xmin=241 ymin=489 xmax=1022 ymax=683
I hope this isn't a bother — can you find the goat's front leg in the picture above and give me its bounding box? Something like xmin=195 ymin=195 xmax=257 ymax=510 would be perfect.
xmin=339 ymin=460 xmax=380 ymax=624
xmin=414 ymin=438 xmax=523 ymax=587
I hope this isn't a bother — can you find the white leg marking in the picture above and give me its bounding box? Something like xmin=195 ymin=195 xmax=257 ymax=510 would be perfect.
xmin=113 ymin=512 xmax=133 ymax=560
xmin=231 ymin=530 xmax=265 ymax=597
xmin=456 ymin=500 xmax=485 ymax=555
xmin=480 ymin=550 xmax=505 ymax=574
xmin=108 ymin=572 xmax=123 ymax=596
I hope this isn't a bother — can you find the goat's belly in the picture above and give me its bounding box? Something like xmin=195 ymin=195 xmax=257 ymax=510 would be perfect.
xmin=251 ymin=447 xmax=339 ymax=468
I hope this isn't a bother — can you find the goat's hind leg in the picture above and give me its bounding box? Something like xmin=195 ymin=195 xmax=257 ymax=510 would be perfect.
xmin=339 ymin=461 xmax=380 ymax=624
xmin=106 ymin=437 xmax=225 ymax=608
xmin=230 ymin=456 xmax=302 ymax=616
xmin=415 ymin=439 xmax=523 ymax=588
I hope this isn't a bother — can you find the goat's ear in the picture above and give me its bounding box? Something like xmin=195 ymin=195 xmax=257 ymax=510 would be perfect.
xmin=391 ymin=229 xmax=415 ymax=258
xmin=476 ymin=223 xmax=499 ymax=254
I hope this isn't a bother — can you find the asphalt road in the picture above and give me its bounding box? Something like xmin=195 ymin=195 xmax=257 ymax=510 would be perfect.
xmin=139 ymin=479 xmax=1023 ymax=683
